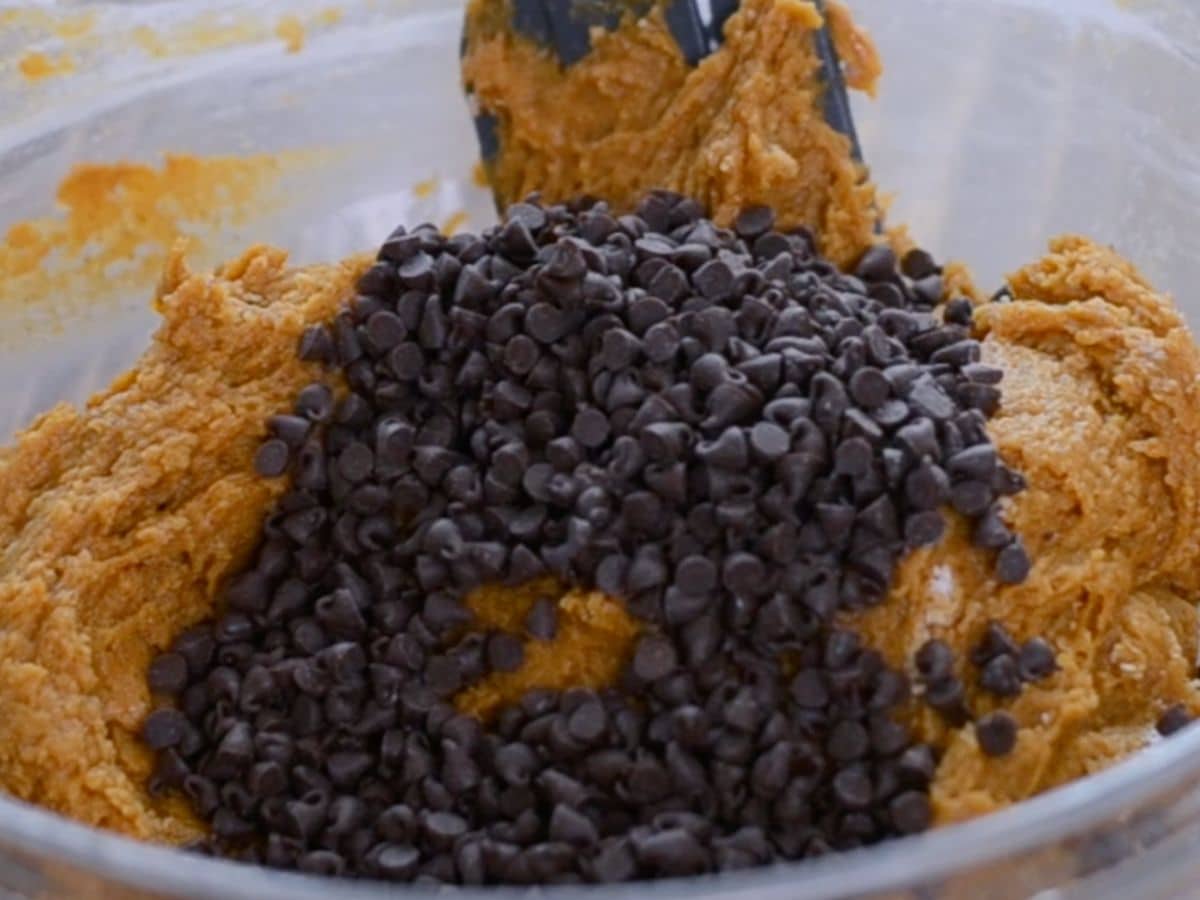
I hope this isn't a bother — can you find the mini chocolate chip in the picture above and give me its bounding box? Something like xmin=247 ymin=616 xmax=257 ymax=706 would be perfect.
xmin=915 ymin=639 xmax=954 ymax=681
xmin=296 ymin=383 xmax=335 ymax=423
xmin=1157 ymin=704 xmax=1193 ymax=737
xmin=675 ymin=556 xmax=717 ymax=596
xmin=633 ymin=635 xmax=677 ymax=682
xmin=950 ymin=480 xmax=992 ymax=518
xmin=255 ymin=439 xmax=291 ymax=478
xmin=971 ymin=621 xmax=1020 ymax=666
xmin=996 ymin=539 xmax=1032 ymax=584
xmin=827 ymin=721 xmax=869 ymax=762
xmin=855 ymin=246 xmax=896 ymax=282
xmin=148 ymin=653 xmax=190 ymax=695
xmin=571 ymin=408 xmax=610 ymax=449
xmin=299 ymin=325 xmax=335 ymax=363
xmin=142 ymin=709 xmax=189 ymax=750
xmin=487 ymin=633 xmax=525 ymax=673
xmin=734 ymin=206 xmax=775 ymax=239
xmin=1017 ymin=638 xmax=1058 ymax=682
xmin=924 ymin=678 xmax=968 ymax=726
xmin=889 ymin=791 xmax=932 ymax=834
xmin=973 ymin=507 xmax=1013 ymax=550
xmin=976 ymin=712 xmax=1018 ymax=757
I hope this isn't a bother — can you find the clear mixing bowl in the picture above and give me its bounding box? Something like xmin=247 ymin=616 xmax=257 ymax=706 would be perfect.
xmin=1 ymin=0 xmax=1199 ymax=897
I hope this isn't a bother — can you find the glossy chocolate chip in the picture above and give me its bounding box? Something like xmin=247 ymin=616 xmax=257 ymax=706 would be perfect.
xmin=976 ymin=711 xmax=1018 ymax=757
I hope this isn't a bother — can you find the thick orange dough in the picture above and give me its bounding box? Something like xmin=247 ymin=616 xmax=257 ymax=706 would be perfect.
xmin=458 ymin=580 xmax=640 ymax=722
xmin=0 ymin=244 xmax=365 ymax=842
xmin=854 ymin=237 xmax=1200 ymax=823
xmin=462 ymin=0 xmax=881 ymax=269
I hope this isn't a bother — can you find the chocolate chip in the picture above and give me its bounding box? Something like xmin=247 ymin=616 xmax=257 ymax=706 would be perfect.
xmin=1017 ymin=638 xmax=1057 ymax=682
xmin=979 ymin=654 xmax=1022 ymax=698
xmin=148 ymin=195 xmax=1025 ymax=885
xmin=296 ymin=383 xmax=335 ymax=423
xmin=827 ymin=721 xmax=870 ymax=762
xmin=549 ymin=804 xmax=599 ymax=847
xmin=300 ymin=325 xmax=336 ymax=364
xmin=855 ymin=246 xmax=896 ymax=282
xmin=1157 ymin=704 xmax=1193 ymax=737
xmin=633 ymin=828 xmax=708 ymax=876
xmin=976 ymin=712 xmax=1018 ymax=757
xmin=633 ymin=635 xmax=677 ymax=682
xmin=571 ymin=408 xmax=610 ymax=449
xmin=734 ymin=206 xmax=775 ymax=239
xmin=524 ymin=597 xmax=558 ymax=641
xmin=975 ymin=628 xmax=1015 ymax=673
xmin=486 ymin=633 xmax=525 ymax=674
xmin=142 ymin=709 xmax=189 ymax=750
xmin=567 ymin=698 xmax=608 ymax=744
xmin=973 ymin=507 xmax=1013 ymax=550
xmin=924 ymin=678 xmax=968 ymax=726
xmin=915 ymin=639 xmax=952 ymax=679
xmin=675 ymin=556 xmax=717 ymax=596
xmin=888 ymin=790 xmax=932 ymax=834
xmin=254 ymin=439 xmax=291 ymax=478
xmin=148 ymin=653 xmax=190 ymax=695
xmin=996 ymin=539 xmax=1032 ymax=584
xmin=904 ymin=510 xmax=945 ymax=548
xmin=950 ymin=480 xmax=992 ymax=517
xmin=904 ymin=460 xmax=950 ymax=510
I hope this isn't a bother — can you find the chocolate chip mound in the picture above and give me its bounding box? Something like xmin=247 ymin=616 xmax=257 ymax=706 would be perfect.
xmin=143 ymin=192 xmax=1028 ymax=884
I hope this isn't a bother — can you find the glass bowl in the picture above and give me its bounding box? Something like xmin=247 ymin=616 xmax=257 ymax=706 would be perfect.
xmin=1 ymin=0 xmax=1199 ymax=896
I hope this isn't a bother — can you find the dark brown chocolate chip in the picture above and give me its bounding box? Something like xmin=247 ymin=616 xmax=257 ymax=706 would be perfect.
xmin=632 ymin=635 xmax=677 ymax=682
xmin=915 ymin=640 xmax=955 ymax=682
xmin=525 ymin=597 xmax=558 ymax=641
xmin=299 ymin=325 xmax=336 ymax=364
xmin=571 ymin=408 xmax=610 ymax=449
xmin=827 ymin=720 xmax=870 ymax=762
xmin=148 ymin=653 xmax=189 ymax=695
xmin=996 ymin=540 xmax=1032 ymax=584
xmin=1017 ymin=638 xmax=1058 ymax=682
xmin=296 ymin=383 xmax=335 ymax=423
xmin=976 ymin=711 xmax=1018 ymax=757
xmin=973 ymin=507 xmax=1013 ymax=550
xmin=675 ymin=556 xmax=717 ymax=596
xmin=254 ymin=439 xmax=291 ymax=478
xmin=487 ymin=633 xmax=525 ymax=673
xmin=971 ymin=621 xmax=1020 ymax=666
xmin=1157 ymin=704 xmax=1193 ymax=737
xmin=950 ymin=479 xmax=992 ymax=517
xmin=924 ymin=678 xmax=969 ymax=726
xmin=888 ymin=790 xmax=932 ymax=834
xmin=979 ymin=654 xmax=1022 ymax=698
xmin=734 ymin=206 xmax=775 ymax=239
xmin=142 ymin=709 xmax=189 ymax=750
xmin=856 ymin=246 xmax=897 ymax=282
xmin=904 ymin=510 xmax=945 ymax=548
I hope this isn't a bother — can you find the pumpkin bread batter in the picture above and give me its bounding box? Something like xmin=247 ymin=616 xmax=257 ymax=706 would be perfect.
xmin=0 ymin=0 xmax=1199 ymax=853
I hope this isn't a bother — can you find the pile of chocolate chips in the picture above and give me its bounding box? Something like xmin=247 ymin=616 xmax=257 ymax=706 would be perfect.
xmin=914 ymin=622 xmax=1057 ymax=758
xmin=142 ymin=192 xmax=1029 ymax=885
